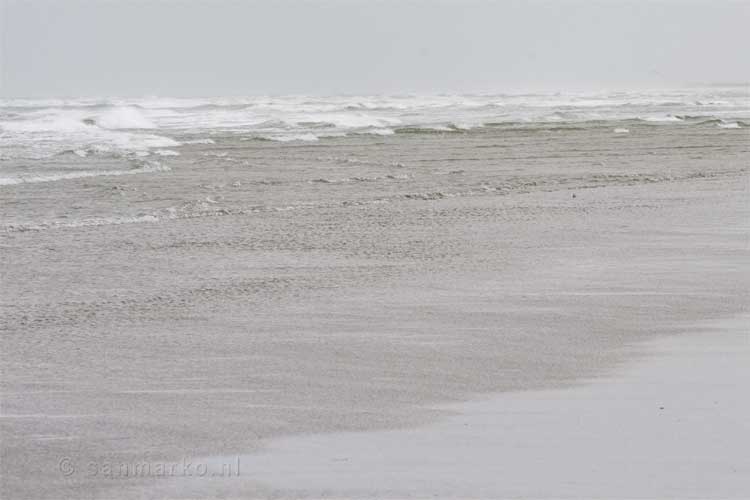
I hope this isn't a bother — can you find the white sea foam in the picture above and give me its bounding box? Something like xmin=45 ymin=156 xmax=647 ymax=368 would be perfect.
xmin=2 ymin=87 xmax=747 ymax=168
xmin=0 ymin=114 xmax=89 ymax=133
xmin=421 ymin=125 xmax=457 ymax=132
xmin=0 ymin=161 xmax=170 ymax=186
xmin=614 ymin=128 xmax=630 ymax=133
xmin=0 ymin=105 xmax=178 ymax=160
xmin=642 ymin=115 xmax=683 ymax=122
xmin=453 ymin=122 xmax=478 ymax=130
xmin=183 ymin=138 xmax=216 ymax=144
xmin=717 ymin=121 xmax=741 ymax=129
xmin=290 ymin=112 xmax=401 ymax=129
xmin=261 ymin=133 xmax=320 ymax=142
xmin=356 ymin=128 xmax=395 ymax=136
xmin=95 ymin=106 xmax=156 ymax=129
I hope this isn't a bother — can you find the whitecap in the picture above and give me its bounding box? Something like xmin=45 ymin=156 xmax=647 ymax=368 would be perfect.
xmin=0 ymin=106 xmax=178 ymax=160
xmin=424 ymin=125 xmax=455 ymax=132
xmin=0 ymin=161 xmax=170 ymax=186
xmin=356 ymin=128 xmax=395 ymax=136
xmin=641 ymin=115 xmax=683 ymax=123
xmin=3 ymin=89 xmax=750 ymax=165
xmin=94 ymin=106 xmax=156 ymax=129
xmin=183 ymin=138 xmax=216 ymax=144
xmin=290 ymin=112 xmax=401 ymax=129
xmin=261 ymin=133 xmax=320 ymax=142
xmin=717 ymin=121 xmax=741 ymax=129
xmin=0 ymin=114 xmax=89 ymax=133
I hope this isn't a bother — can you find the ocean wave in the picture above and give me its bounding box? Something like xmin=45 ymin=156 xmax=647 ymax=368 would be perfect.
xmin=0 ymin=160 xmax=170 ymax=186
xmin=93 ymin=106 xmax=157 ymax=129
xmin=57 ymin=144 xmax=114 ymax=158
xmin=0 ymin=105 xmax=179 ymax=159
xmin=314 ymin=155 xmax=407 ymax=168
xmin=0 ymin=114 xmax=88 ymax=133
xmin=3 ymin=88 xmax=748 ymax=165
xmin=258 ymin=133 xmax=320 ymax=142
xmin=182 ymin=138 xmax=216 ymax=145
xmin=717 ymin=121 xmax=743 ymax=129
xmin=639 ymin=115 xmax=684 ymax=123
xmin=355 ymin=127 xmax=395 ymax=136
xmin=261 ymin=112 xmax=403 ymax=131
xmin=395 ymin=125 xmax=466 ymax=134
xmin=0 ymin=105 xmax=157 ymax=132
xmin=309 ymin=173 xmax=409 ymax=184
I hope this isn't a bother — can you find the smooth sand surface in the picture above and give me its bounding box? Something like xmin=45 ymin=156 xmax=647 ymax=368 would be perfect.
xmin=157 ymin=315 xmax=750 ymax=499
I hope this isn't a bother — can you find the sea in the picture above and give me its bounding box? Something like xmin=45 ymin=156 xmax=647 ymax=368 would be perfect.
xmin=1 ymin=86 xmax=747 ymax=186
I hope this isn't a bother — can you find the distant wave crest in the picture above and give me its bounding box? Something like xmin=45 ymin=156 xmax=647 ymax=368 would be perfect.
xmin=1 ymin=87 xmax=748 ymax=162
xmin=0 ymin=105 xmax=178 ymax=160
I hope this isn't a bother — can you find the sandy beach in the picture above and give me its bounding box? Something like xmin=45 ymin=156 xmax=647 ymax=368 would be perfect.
xmin=3 ymin=1 xmax=749 ymax=496
xmin=2 ymin=104 xmax=749 ymax=499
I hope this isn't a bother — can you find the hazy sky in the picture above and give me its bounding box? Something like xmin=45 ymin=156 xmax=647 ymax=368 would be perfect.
xmin=1 ymin=0 xmax=748 ymax=97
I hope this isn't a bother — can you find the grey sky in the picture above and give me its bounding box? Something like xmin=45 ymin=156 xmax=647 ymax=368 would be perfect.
xmin=1 ymin=0 xmax=748 ymax=97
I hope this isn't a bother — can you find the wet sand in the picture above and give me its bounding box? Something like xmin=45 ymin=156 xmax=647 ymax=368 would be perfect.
xmin=1 ymin=126 xmax=748 ymax=498
xmin=157 ymin=315 xmax=750 ymax=499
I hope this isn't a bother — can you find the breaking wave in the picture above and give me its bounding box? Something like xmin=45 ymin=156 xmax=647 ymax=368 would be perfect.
xmin=717 ymin=121 xmax=743 ymax=129
xmin=0 ymin=105 xmax=178 ymax=160
xmin=0 ymin=160 xmax=170 ymax=186
xmin=94 ymin=106 xmax=157 ymax=129
xmin=258 ymin=133 xmax=321 ymax=142
xmin=1 ymin=86 xmax=747 ymax=163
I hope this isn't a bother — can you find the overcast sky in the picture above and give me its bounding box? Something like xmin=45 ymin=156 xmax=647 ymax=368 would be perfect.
xmin=1 ymin=0 xmax=748 ymax=97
